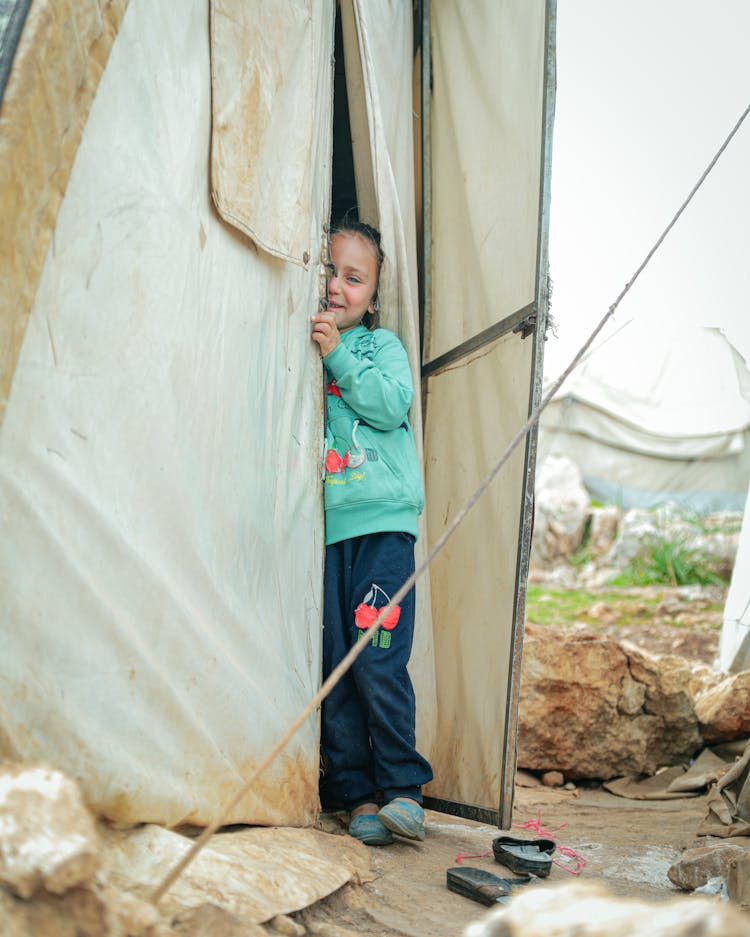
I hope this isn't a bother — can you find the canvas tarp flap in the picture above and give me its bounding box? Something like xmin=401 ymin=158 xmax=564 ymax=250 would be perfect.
xmin=0 ymin=0 xmax=30 ymax=99
xmin=210 ymin=0 xmax=322 ymax=266
xmin=424 ymin=335 xmax=533 ymax=809
xmin=425 ymin=1 xmax=544 ymax=360
xmin=424 ymin=0 xmax=547 ymax=814
xmin=0 ymin=0 xmax=128 ymax=421
xmin=0 ymin=0 xmax=333 ymax=826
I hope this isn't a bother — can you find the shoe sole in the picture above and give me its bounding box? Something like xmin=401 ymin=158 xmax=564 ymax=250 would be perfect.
xmin=378 ymin=803 xmax=425 ymax=841
xmin=349 ymin=816 xmax=394 ymax=846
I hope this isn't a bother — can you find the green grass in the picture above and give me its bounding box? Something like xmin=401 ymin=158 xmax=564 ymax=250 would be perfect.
xmin=524 ymin=585 xmax=724 ymax=629
xmin=525 ymin=586 xmax=657 ymax=627
xmin=610 ymin=536 xmax=727 ymax=588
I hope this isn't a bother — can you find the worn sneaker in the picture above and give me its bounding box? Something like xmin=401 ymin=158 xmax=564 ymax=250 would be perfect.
xmin=378 ymin=798 xmax=425 ymax=841
xmin=348 ymin=813 xmax=394 ymax=846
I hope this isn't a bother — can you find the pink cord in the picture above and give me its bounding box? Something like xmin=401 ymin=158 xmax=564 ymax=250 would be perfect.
xmin=453 ymin=810 xmax=587 ymax=875
xmin=455 ymin=849 xmax=493 ymax=863
xmin=513 ymin=809 xmax=587 ymax=875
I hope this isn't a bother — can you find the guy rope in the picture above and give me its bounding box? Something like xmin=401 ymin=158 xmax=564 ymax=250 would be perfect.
xmin=151 ymin=101 xmax=750 ymax=906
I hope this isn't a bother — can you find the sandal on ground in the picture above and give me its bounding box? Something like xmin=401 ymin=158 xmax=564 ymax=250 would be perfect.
xmin=447 ymin=867 xmax=532 ymax=907
xmin=348 ymin=813 xmax=394 ymax=846
xmin=492 ymin=835 xmax=555 ymax=877
xmin=378 ymin=798 xmax=425 ymax=841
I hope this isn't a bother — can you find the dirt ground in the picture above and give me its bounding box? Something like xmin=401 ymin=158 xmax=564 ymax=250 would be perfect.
xmin=304 ymin=788 xmax=733 ymax=936
xmin=296 ymin=591 xmax=742 ymax=936
xmin=588 ymin=588 xmax=724 ymax=665
xmin=527 ymin=583 xmax=727 ymax=666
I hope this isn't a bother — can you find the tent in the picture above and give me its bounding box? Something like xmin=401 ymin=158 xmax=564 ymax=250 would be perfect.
xmin=538 ymin=311 xmax=750 ymax=673
xmin=716 ymin=321 xmax=750 ymax=672
xmin=720 ymin=501 xmax=750 ymax=672
xmin=0 ymin=0 xmax=555 ymax=829
xmin=538 ymin=319 xmax=750 ymax=514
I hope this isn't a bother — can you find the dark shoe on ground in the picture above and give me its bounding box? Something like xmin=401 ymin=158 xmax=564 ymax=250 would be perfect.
xmin=492 ymin=835 xmax=555 ymax=876
xmin=378 ymin=798 xmax=425 ymax=841
xmin=348 ymin=813 xmax=394 ymax=846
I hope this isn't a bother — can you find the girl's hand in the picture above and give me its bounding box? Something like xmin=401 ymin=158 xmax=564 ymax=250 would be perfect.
xmin=311 ymin=311 xmax=341 ymax=357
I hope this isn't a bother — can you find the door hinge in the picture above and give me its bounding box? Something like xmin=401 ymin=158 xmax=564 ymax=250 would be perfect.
xmin=512 ymin=307 xmax=538 ymax=340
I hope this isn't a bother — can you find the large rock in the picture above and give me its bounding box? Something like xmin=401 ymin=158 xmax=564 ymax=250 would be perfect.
xmin=517 ymin=627 xmax=702 ymax=779
xmin=695 ymin=671 xmax=750 ymax=743
xmin=691 ymin=532 xmax=739 ymax=580
xmin=667 ymin=844 xmax=749 ymax=890
xmin=0 ymin=881 xmax=173 ymax=937
xmin=603 ymin=504 xmax=738 ymax=576
xmin=0 ymin=763 xmax=178 ymax=935
xmin=603 ymin=508 xmax=658 ymax=567
xmin=0 ymin=763 xmax=100 ymax=899
xmin=588 ymin=506 xmax=622 ymax=555
xmin=463 ymin=880 xmax=750 ymax=937
xmin=0 ymin=885 xmax=108 ymax=937
xmin=531 ymin=456 xmax=590 ymax=566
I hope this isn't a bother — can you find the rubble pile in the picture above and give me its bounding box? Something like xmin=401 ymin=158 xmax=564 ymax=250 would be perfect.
xmin=0 ymin=764 xmax=170 ymax=936
xmin=530 ymin=454 xmax=741 ymax=587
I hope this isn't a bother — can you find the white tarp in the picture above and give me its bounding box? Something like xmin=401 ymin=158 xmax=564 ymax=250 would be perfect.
xmin=210 ymin=0 xmax=320 ymax=266
xmin=338 ymin=0 xmax=437 ymax=760
xmin=719 ymin=505 xmax=750 ymax=671
xmin=1 ymin=0 xmax=551 ymax=829
xmin=423 ymin=0 xmax=547 ymax=813
xmin=0 ymin=0 xmax=332 ymax=827
xmin=539 ymin=320 xmax=750 ymax=512
xmin=0 ymin=0 xmax=439 ymax=828
xmin=717 ymin=323 xmax=750 ymax=671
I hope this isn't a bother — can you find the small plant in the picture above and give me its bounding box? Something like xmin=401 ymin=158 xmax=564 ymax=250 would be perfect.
xmin=569 ymin=544 xmax=593 ymax=568
xmin=610 ymin=535 xmax=727 ymax=588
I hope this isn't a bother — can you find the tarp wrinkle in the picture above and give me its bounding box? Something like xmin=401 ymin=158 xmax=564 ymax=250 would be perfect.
xmin=210 ymin=0 xmax=320 ymax=265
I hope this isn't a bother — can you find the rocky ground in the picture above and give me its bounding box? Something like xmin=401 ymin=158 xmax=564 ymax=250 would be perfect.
xmin=3 ymin=584 xmax=747 ymax=936
xmin=300 ymin=789 xmax=730 ymax=937
xmin=304 ymin=575 xmax=748 ymax=937
xmin=525 ymin=581 xmax=726 ymax=666
xmin=4 ymin=458 xmax=748 ymax=934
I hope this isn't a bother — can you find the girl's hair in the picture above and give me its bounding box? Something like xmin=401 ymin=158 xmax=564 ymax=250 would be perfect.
xmin=330 ymin=218 xmax=384 ymax=330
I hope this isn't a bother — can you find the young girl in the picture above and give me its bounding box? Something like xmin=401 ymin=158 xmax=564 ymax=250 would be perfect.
xmin=311 ymin=221 xmax=433 ymax=846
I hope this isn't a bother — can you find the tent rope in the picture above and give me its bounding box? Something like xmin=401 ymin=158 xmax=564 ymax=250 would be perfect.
xmin=150 ymin=101 xmax=750 ymax=906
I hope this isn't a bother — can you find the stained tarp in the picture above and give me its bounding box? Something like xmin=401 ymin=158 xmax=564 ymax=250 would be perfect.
xmin=1 ymin=0 xmax=551 ymax=830
xmin=0 ymin=0 xmax=332 ymax=827
xmin=210 ymin=0 xmax=321 ymax=266
xmin=697 ymin=740 xmax=750 ymax=838
xmin=337 ymin=0 xmax=437 ymax=760
xmin=0 ymin=0 xmax=438 ymax=829
xmin=0 ymin=0 xmax=30 ymax=99
xmin=0 ymin=0 xmax=129 ymax=420
xmin=423 ymin=0 xmax=549 ymax=815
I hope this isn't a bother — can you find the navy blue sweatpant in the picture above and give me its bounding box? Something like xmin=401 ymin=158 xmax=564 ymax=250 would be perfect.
xmin=320 ymin=531 xmax=434 ymax=811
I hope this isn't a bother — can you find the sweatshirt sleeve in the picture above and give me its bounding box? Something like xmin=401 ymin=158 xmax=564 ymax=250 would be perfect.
xmin=323 ymin=331 xmax=413 ymax=431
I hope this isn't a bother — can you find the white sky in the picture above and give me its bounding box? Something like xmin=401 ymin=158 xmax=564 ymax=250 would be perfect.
xmin=545 ymin=0 xmax=750 ymax=380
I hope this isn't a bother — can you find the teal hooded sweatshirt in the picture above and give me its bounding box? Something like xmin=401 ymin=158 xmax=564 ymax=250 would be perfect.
xmin=322 ymin=324 xmax=424 ymax=546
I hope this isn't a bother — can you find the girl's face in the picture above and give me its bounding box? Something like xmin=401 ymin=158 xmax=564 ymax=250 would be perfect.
xmin=327 ymin=233 xmax=379 ymax=333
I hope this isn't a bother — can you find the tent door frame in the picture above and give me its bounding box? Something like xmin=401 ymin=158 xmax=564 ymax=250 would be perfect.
xmin=419 ymin=0 xmax=557 ymax=828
